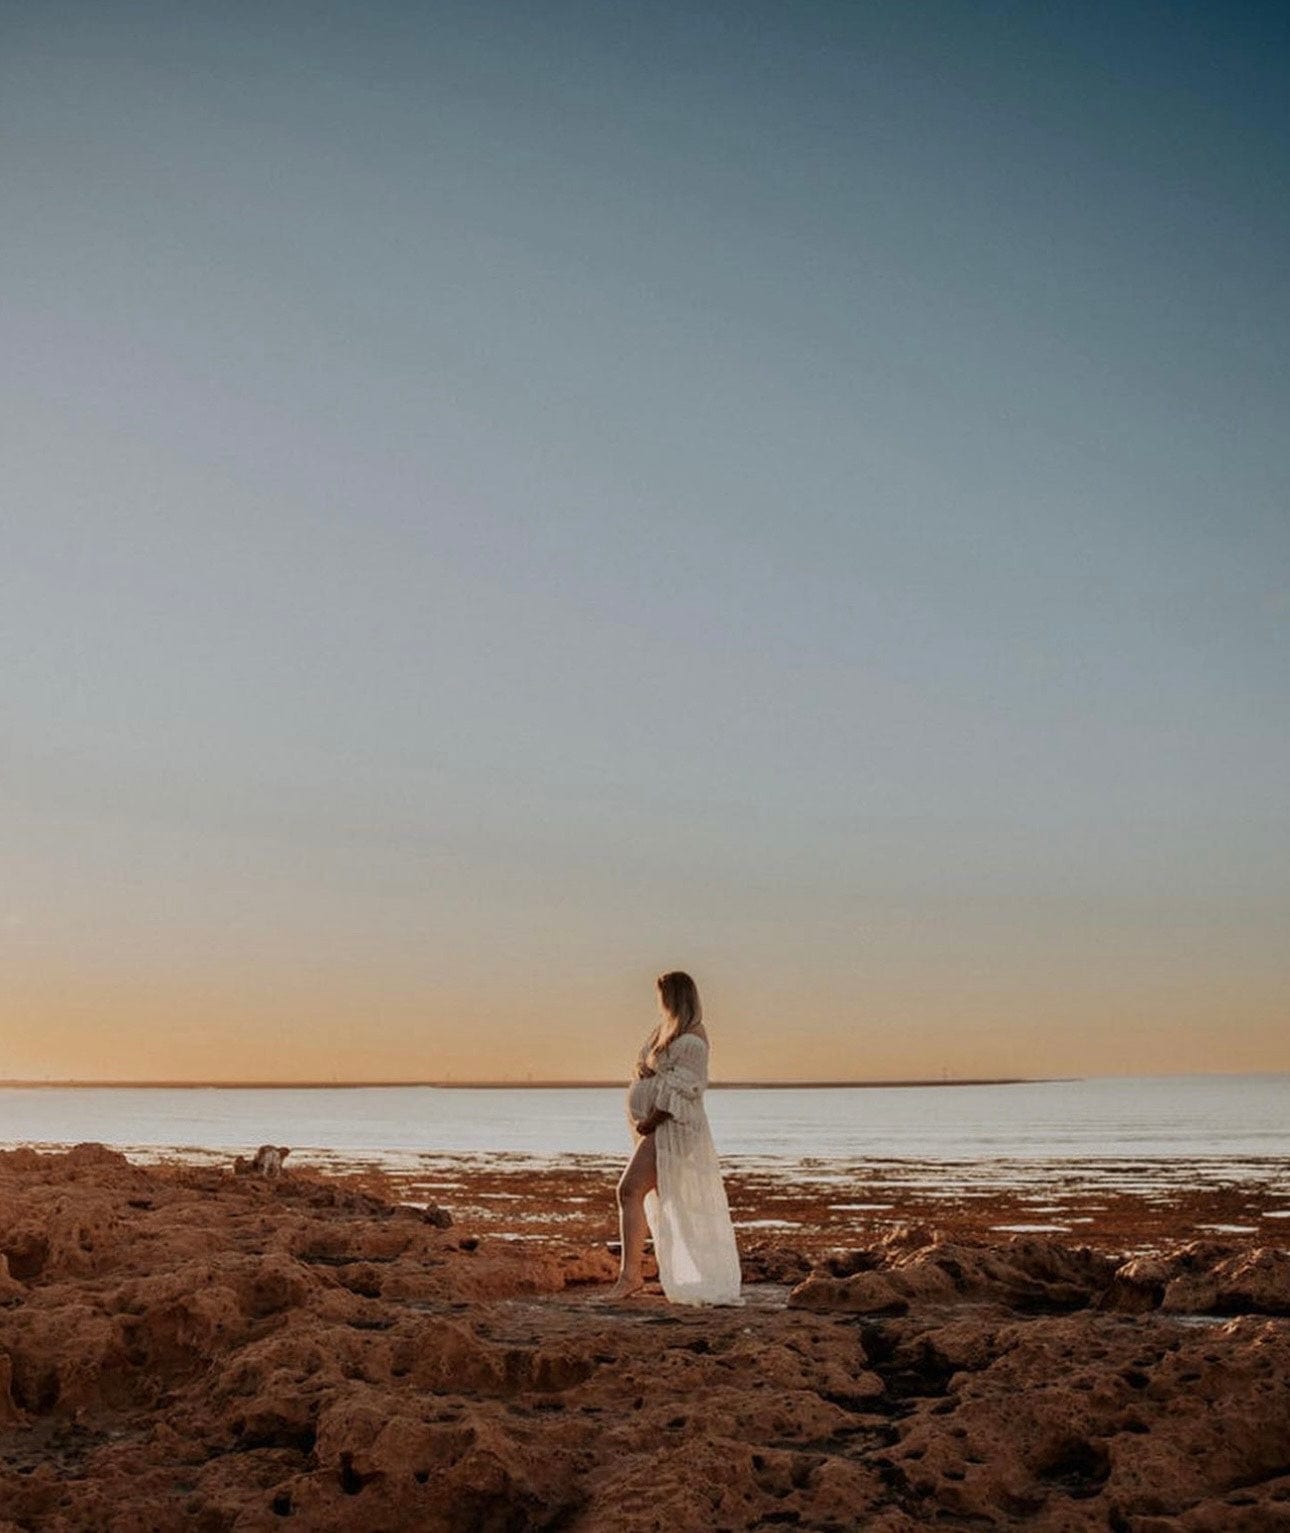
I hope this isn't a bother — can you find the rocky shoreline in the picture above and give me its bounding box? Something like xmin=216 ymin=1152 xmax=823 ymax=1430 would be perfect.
xmin=2 ymin=1145 xmax=1288 ymax=1530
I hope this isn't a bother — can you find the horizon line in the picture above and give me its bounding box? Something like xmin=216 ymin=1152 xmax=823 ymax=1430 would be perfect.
xmin=2 ymin=1075 xmax=1070 ymax=1090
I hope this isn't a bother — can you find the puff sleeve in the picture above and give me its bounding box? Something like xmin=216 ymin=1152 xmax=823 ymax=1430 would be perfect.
xmin=652 ymin=1033 xmax=709 ymax=1126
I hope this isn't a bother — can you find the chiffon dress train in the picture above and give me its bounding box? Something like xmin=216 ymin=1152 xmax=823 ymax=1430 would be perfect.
xmin=634 ymin=1032 xmax=742 ymax=1306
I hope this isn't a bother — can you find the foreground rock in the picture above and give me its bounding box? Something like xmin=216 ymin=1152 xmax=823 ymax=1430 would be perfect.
xmin=789 ymin=1228 xmax=1120 ymax=1315
xmin=1 ymin=1147 xmax=1288 ymax=1531
xmin=791 ymin=1226 xmax=1290 ymax=1321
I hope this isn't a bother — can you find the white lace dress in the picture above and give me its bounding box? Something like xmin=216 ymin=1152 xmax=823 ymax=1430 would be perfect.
xmin=627 ymin=1032 xmax=743 ymax=1306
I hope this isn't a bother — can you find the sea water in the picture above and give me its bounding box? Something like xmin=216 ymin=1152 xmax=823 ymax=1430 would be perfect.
xmin=1 ymin=1073 xmax=1287 ymax=1164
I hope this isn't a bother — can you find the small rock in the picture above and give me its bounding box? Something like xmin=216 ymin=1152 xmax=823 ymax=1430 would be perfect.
xmin=233 ymin=1145 xmax=291 ymax=1178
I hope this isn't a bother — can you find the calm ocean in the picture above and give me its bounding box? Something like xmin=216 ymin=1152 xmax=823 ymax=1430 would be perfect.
xmin=1 ymin=1074 xmax=1288 ymax=1163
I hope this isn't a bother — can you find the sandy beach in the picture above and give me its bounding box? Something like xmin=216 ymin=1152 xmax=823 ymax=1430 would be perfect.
xmin=2 ymin=1144 xmax=1288 ymax=1531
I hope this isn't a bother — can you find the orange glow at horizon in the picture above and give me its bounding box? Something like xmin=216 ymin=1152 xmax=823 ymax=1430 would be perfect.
xmin=4 ymin=960 xmax=1287 ymax=1085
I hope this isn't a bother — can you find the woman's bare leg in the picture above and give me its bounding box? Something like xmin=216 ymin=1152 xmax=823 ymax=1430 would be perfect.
xmin=606 ymin=1131 xmax=657 ymax=1298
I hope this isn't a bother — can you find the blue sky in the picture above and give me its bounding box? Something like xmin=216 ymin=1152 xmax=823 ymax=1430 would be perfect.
xmin=2 ymin=1 xmax=1287 ymax=1080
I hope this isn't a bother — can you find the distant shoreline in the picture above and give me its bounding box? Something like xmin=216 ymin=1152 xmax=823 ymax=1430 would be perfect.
xmin=0 ymin=1077 xmax=1062 ymax=1090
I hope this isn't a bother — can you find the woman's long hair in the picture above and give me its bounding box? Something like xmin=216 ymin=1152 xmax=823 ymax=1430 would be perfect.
xmin=642 ymin=971 xmax=703 ymax=1070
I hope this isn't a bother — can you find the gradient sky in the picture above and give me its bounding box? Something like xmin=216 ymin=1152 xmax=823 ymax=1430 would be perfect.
xmin=2 ymin=1 xmax=1287 ymax=1083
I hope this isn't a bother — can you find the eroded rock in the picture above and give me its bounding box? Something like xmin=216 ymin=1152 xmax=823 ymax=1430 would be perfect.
xmin=1 ymin=1148 xmax=1288 ymax=1532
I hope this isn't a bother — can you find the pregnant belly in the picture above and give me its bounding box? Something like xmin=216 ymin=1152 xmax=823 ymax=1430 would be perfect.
xmin=627 ymin=1076 xmax=657 ymax=1120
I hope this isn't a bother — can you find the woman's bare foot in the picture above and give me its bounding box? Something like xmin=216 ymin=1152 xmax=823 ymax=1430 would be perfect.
xmin=601 ymin=1275 xmax=646 ymax=1300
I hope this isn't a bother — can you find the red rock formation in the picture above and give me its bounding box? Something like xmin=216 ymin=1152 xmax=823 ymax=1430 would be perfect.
xmin=2 ymin=1147 xmax=1289 ymax=1531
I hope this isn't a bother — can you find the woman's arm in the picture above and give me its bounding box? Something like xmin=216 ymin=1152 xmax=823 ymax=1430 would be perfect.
xmin=646 ymin=1035 xmax=709 ymax=1127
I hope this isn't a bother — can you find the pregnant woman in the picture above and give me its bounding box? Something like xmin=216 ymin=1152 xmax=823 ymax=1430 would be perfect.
xmin=605 ymin=971 xmax=742 ymax=1305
